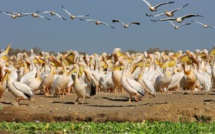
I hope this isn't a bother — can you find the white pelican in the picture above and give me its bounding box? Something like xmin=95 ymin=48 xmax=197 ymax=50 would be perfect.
xmin=36 ymin=10 xmax=66 ymax=20
xmin=2 ymin=68 xmax=34 ymax=105
xmin=80 ymin=19 xmax=115 ymax=29
xmin=146 ymin=4 xmax=189 ymax=17
xmin=151 ymin=14 xmax=203 ymax=23
xmin=168 ymin=21 xmax=191 ymax=29
xmin=112 ymin=20 xmax=140 ymax=28
xmin=61 ymin=4 xmax=89 ymax=20
xmin=193 ymin=21 xmax=215 ymax=29
xmin=0 ymin=65 xmax=6 ymax=98
xmin=121 ymin=64 xmax=145 ymax=102
xmin=180 ymin=63 xmax=197 ymax=92
xmin=0 ymin=44 xmax=11 ymax=58
xmin=142 ymin=0 xmax=175 ymax=12
xmin=23 ymin=12 xmax=50 ymax=20
xmin=0 ymin=11 xmax=27 ymax=19
xmin=71 ymin=64 xmax=96 ymax=104
xmin=155 ymin=67 xmax=172 ymax=92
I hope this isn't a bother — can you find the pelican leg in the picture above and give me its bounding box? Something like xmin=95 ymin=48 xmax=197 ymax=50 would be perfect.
xmin=128 ymin=95 xmax=132 ymax=102
xmin=134 ymin=94 xmax=139 ymax=102
xmin=75 ymin=97 xmax=80 ymax=105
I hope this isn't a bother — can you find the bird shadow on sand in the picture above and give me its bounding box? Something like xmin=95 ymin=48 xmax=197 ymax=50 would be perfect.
xmin=87 ymin=104 xmax=137 ymax=108
xmin=0 ymin=101 xmax=12 ymax=105
xmin=102 ymin=96 xmax=130 ymax=102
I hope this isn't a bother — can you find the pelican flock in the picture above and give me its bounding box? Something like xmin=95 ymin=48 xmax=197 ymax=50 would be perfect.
xmin=0 ymin=1 xmax=214 ymax=105
xmin=0 ymin=44 xmax=215 ymax=105
xmin=0 ymin=1 xmax=213 ymax=30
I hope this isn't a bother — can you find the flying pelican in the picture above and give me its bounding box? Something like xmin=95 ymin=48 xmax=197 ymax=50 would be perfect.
xmin=192 ymin=21 xmax=215 ymax=29
xmin=36 ymin=10 xmax=67 ymax=20
xmin=112 ymin=20 xmax=140 ymax=28
xmin=146 ymin=3 xmax=189 ymax=17
xmin=22 ymin=12 xmax=50 ymax=20
xmin=2 ymin=68 xmax=34 ymax=105
xmin=168 ymin=21 xmax=191 ymax=29
xmin=61 ymin=4 xmax=89 ymax=20
xmin=0 ymin=11 xmax=18 ymax=19
xmin=142 ymin=0 xmax=175 ymax=12
xmin=151 ymin=14 xmax=203 ymax=23
xmin=80 ymin=19 xmax=115 ymax=29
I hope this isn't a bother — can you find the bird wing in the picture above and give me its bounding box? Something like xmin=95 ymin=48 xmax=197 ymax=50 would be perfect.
xmin=167 ymin=71 xmax=184 ymax=90
xmin=128 ymin=22 xmax=140 ymax=26
xmin=142 ymin=0 xmax=151 ymax=6
xmin=112 ymin=19 xmax=125 ymax=25
xmin=153 ymin=13 xmax=165 ymax=17
xmin=37 ymin=14 xmax=50 ymax=20
xmin=182 ymin=14 xmax=203 ymax=20
xmin=168 ymin=21 xmax=176 ymax=27
xmin=179 ymin=22 xmax=191 ymax=27
xmin=170 ymin=4 xmax=189 ymax=13
xmin=80 ymin=19 xmax=96 ymax=22
xmin=75 ymin=14 xmax=89 ymax=18
xmin=126 ymin=78 xmax=145 ymax=96
xmin=54 ymin=12 xmax=66 ymax=20
xmin=61 ymin=5 xmax=72 ymax=16
xmin=154 ymin=1 xmax=175 ymax=8
xmin=207 ymin=25 xmax=215 ymax=28
xmin=142 ymin=77 xmax=156 ymax=95
xmin=42 ymin=11 xmax=51 ymax=14
xmin=13 ymin=81 xmax=34 ymax=98
xmin=100 ymin=22 xmax=115 ymax=29
xmin=195 ymin=21 xmax=204 ymax=26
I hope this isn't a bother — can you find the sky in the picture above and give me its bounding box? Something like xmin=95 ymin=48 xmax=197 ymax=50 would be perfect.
xmin=0 ymin=0 xmax=215 ymax=55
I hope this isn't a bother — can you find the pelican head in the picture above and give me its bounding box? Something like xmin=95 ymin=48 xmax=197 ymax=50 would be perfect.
xmin=70 ymin=15 xmax=75 ymax=19
xmin=50 ymin=11 xmax=55 ymax=16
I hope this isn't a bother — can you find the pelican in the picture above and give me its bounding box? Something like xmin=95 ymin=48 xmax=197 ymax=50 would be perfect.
xmin=0 ymin=11 xmax=18 ymax=19
xmin=146 ymin=4 xmax=189 ymax=17
xmin=121 ymin=64 xmax=145 ymax=102
xmin=0 ymin=11 xmax=27 ymax=19
xmin=71 ymin=64 xmax=96 ymax=104
xmin=36 ymin=10 xmax=66 ymax=20
xmin=151 ymin=14 xmax=203 ymax=23
xmin=23 ymin=12 xmax=50 ymax=20
xmin=2 ymin=68 xmax=34 ymax=105
xmin=61 ymin=4 xmax=89 ymax=20
xmin=80 ymin=19 xmax=115 ymax=29
xmin=142 ymin=0 xmax=175 ymax=12
xmin=112 ymin=20 xmax=140 ymax=28
xmin=193 ymin=21 xmax=215 ymax=29
xmin=155 ymin=67 xmax=172 ymax=92
xmin=168 ymin=21 xmax=191 ymax=29
xmin=0 ymin=65 xmax=6 ymax=98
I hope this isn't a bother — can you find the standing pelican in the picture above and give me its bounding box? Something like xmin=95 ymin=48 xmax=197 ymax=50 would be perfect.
xmin=61 ymin=4 xmax=89 ymax=20
xmin=168 ymin=21 xmax=191 ymax=29
xmin=112 ymin=19 xmax=140 ymax=28
xmin=2 ymin=68 xmax=34 ymax=105
xmin=146 ymin=4 xmax=189 ymax=17
xmin=121 ymin=64 xmax=145 ymax=102
xmin=80 ymin=19 xmax=115 ymax=29
xmin=151 ymin=14 xmax=203 ymax=23
xmin=142 ymin=0 xmax=175 ymax=12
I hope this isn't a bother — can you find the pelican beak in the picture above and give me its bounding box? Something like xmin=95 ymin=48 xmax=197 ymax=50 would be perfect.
xmin=1 ymin=69 xmax=9 ymax=85
xmin=5 ymin=44 xmax=11 ymax=55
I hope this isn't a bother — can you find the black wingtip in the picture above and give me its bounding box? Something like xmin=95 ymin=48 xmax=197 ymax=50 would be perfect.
xmin=183 ymin=3 xmax=189 ymax=8
xmin=36 ymin=11 xmax=40 ymax=13
xmin=112 ymin=19 xmax=118 ymax=23
xmin=110 ymin=26 xmax=115 ymax=29
xmin=151 ymin=19 xmax=157 ymax=22
xmin=169 ymin=1 xmax=175 ymax=4
xmin=79 ymin=18 xmax=85 ymax=21
xmin=61 ymin=4 xmax=64 ymax=9
xmin=85 ymin=14 xmax=90 ymax=17
xmin=46 ymin=18 xmax=51 ymax=20
xmin=62 ymin=17 xmax=67 ymax=21
xmin=145 ymin=13 xmax=152 ymax=17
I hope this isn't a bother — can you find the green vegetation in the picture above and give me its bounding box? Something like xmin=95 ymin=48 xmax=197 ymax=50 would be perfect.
xmin=1 ymin=121 xmax=215 ymax=134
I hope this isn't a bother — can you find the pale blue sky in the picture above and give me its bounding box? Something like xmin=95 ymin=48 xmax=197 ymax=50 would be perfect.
xmin=0 ymin=0 xmax=214 ymax=54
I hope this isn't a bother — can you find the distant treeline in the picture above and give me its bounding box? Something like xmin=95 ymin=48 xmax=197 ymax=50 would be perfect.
xmin=7 ymin=47 xmax=175 ymax=56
